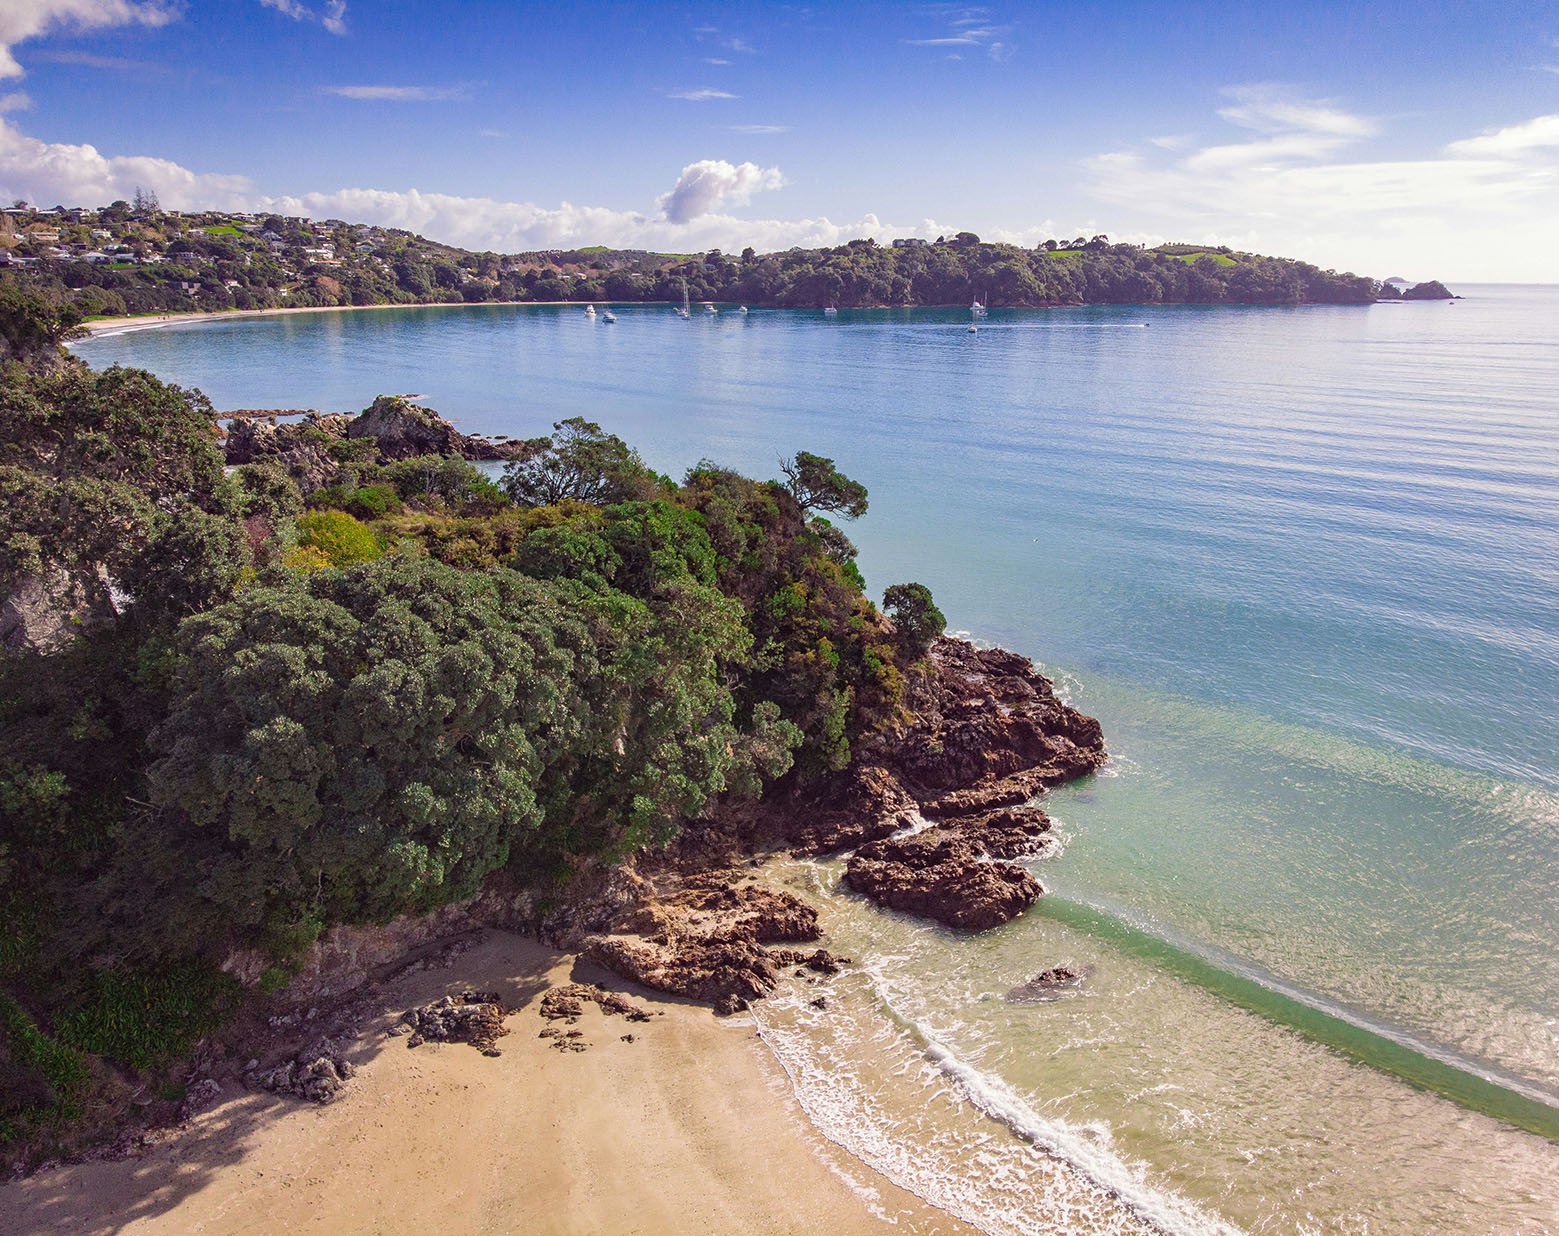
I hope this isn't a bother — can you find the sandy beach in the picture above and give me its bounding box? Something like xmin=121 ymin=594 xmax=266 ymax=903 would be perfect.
xmin=78 ymin=302 xmax=575 ymax=337
xmin=0 ymin=930 xmax=972 ymax=1236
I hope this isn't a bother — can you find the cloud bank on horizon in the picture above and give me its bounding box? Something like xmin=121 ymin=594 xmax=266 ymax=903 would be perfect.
xmin=0 ymin=0 xmax=1556 ymax=278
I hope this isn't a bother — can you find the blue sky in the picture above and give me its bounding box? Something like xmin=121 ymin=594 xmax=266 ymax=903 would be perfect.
xmin=1 ymin=1 xmax=1557 ymax=278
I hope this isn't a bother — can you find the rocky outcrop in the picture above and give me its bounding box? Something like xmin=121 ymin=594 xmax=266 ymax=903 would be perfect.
xmin=581 ymin=878 xmax=826 ymax=1015
xmin=1004 ymin=966 xmax=1088 ymax=1003
xmin=398 ymin=990 xmax=510 ymax=1056
xmin=244 ymin=1039 xmax=356 ymax=1104
xmin=1402 ymin=280 xmax=1455 ymax=301
xmin=221 ymin=398 xmax=529 ymax=488
xmin=553 ymin=638 xmax=1103 ymax=1005
xmin=844 ymin=807 xmax=1055 ymax=931
xmin=222 ymin=413 xmax=346 ymax=492
xmin=343 ymin=396 xmax=531 ymax=463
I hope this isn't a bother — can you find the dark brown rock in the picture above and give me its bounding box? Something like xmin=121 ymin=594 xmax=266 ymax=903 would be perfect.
xmin=401 ymin=990 xmax=510 ymax=1056
xmin=845 ymin=826 xmax=1042 ymax=931
xmin=1004 ymin=965 xmax=1088 ymax=1003
xmin=787 ymin=765 xmax=920 ymax=857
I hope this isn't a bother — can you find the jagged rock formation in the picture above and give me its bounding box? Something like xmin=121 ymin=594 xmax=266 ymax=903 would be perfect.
xmin=222 ymin=396 xmax=529 ymax=488
xmin=399 ymin=990 xmax=511 ymax=1056
xmin=244 ymin=1039 xmax=356 ymax=1104
xmin=566 ymin=637 xmax=1105 ymax=1004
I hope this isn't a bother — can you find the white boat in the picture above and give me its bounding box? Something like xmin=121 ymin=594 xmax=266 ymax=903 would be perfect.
xmin=677 ymin=279 xmax=691 ymax=319
xmin=971 ymin=296 xmax=987 ymax=318
xmin=603 ymin=310 xmax=616 ymax=323
xmin=584 ymin=304 xmax=596 ymax=318
xmin=967 ymin=323 xmax=978 ymax=333
xmin=702 ymin=301 xmax=718 ymax=315
xmin=739 ymin=305 xmax=749 ymax=315
xmin=823 ymin=306 xmax=838 ymax=315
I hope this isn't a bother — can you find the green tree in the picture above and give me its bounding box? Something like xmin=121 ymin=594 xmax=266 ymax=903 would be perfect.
xmin=882 ymin=582 xmax=945 ymax=657
xmin=779 ymin=451 xmax=868 ymax=519
xmin=291 ymin=510 xmax=383 ymax=568
xmin=501 ymin=417 xmax=655 ymax=507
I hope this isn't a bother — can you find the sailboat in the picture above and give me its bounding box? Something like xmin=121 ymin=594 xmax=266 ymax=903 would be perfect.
xmin=677 ymin=280 xmax=691 ymax=319
xmin=970 ymin=294 xmax=987 ymax=318
xmin=823 ymin=305 xmax=838 ymax=316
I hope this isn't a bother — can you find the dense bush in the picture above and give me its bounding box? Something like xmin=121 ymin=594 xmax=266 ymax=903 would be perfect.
xmin=0 ymin=329 xmax=929 ymax=1135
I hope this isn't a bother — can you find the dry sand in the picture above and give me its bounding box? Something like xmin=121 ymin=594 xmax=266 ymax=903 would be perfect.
xmin=0 ymin=931 xmax=974 ymax=1236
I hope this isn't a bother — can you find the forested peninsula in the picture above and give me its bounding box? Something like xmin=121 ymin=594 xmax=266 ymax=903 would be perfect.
xmin=0 ymin=199 xmax=1451 ymax=320
xmin=0 ymin=287 xmax=1103 ymax=1166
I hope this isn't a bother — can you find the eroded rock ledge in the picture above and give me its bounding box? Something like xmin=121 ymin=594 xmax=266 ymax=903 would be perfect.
xmin=552 ymin=638 xmax=1105 ymax=1011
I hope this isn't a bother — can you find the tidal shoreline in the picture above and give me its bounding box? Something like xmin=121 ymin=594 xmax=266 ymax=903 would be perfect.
xmin=0 ymin=930 xmax=976 ymax=1235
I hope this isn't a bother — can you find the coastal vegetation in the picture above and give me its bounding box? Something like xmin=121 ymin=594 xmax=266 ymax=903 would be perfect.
xmin=0 ymin=201 xmax=1446 ymax=318
xmin=0 ymin=292 xmax=929 ymax=1157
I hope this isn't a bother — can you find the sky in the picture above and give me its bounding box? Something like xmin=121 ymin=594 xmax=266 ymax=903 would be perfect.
xmin=1 ymin=0 xmax=1557 ymax=280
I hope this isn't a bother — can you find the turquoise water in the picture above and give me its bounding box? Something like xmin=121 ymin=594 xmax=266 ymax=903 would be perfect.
xmin=77 ymin=292 xmax=1559 ymax=1231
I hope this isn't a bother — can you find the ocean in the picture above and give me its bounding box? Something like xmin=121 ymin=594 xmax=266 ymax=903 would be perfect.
xmin=76 ymin=289 xmax=1559 ymax=1233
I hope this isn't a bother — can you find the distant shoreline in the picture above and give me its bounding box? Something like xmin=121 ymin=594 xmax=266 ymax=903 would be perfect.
xmin=78 ymin=301 xmax=571 ymax=337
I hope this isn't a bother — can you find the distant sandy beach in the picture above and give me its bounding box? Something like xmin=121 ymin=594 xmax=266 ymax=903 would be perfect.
xmin=79 ymin=302 xmax=577 ymax=338
xmin=0 ymin=930 xmax=970 ymax=1236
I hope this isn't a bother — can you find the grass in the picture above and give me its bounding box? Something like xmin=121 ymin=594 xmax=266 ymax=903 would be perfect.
xmin=203 ymin=225 xmax=241 ymax=237
xmin=1166 ymin=251 xmax=1237 ymax=266
xmin=52 ymin=962 xmax=241 ymax=1074
xmin=0 ymin=992 xmax=88 ymax=1137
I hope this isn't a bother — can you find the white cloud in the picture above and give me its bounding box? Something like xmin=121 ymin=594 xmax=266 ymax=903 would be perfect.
xmin=703 ymin=57 xmax=731 ymax=65
xmin=0 ymin=114 xmax=255 ymax=209
xmin=905 ymin=12 xmax=1012 ymax=60
xmin=1216 ymin=83 xmax=1377 ymax=138
xmin=259 ymin=0 xmax=347 ymax=36
xmin=1084 ymin=89 xmax=1559 ymax=280
xmin=657 ymin=159 xmax=785 ymax=223
xmin=0 ymin=92 xmax=32 ymax=113
xmin=325 ymin=84 xmax=463 ymax=102
xmin=0 ymin=0 xmax=177 ymax=79
xmin=729 ymin=124 xmax=789 ymax=135
xmin=1445 ymin=113 xmax=1559 ymax=157
xmin=669 ymin=87 xmax=737 ymax=102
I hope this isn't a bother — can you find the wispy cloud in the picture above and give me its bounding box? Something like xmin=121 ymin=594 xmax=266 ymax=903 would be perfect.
xmin=0 ymin=0 xmax=178 ymax=80
xmin=904 ymin=9 xmax=1012 ymax=60
xmin=325 ymin=84 xmax=465 ymax=102
xmin=28 ymin=49 xmax=161 ymax=71
xmin=703 ymin=57 xmax=731 ymax=65
xmin=1083 ymin=86 xmax=1559 ymax=278
xmin=0 ymin=91 xmax=31 ymax=114
xmin=729 ymin=124 xmax=789 ymax=135
xmin=1446 ymin=113 xmax=1559 ymax=157
xmin=669 ymin=87 xmax=737 ymax=102
xmin=478 ymin=128 xmax=507 ymax=139
xmin=260 ymin=0 xmax=348 ymax=36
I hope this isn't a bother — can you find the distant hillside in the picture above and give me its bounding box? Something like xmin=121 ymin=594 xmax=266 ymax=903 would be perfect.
xmin=0 ymin=201 xmax=1438 ymax=317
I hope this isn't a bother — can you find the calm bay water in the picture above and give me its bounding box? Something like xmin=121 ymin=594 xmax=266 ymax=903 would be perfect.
xmin=77 ymin=290 xmax=1559 ymax=1232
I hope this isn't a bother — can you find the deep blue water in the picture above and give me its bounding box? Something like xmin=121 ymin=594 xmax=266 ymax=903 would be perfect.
xmin=78 ymin=292 xmax=1559 ymax=1225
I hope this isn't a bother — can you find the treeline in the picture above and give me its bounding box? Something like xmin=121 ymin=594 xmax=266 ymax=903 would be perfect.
xmin=0 ymin=290 xmax=940 ymax=1156
xmin=4 ymin=202 xmax=1392 ymax=315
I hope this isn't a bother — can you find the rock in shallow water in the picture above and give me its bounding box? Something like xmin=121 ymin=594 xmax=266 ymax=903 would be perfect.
xmin=1004 ymin=965 xmax=1088 ymax=1004
xmin=843 ymin=806 xmax=1054 ymax=930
